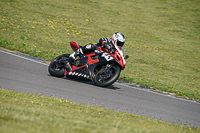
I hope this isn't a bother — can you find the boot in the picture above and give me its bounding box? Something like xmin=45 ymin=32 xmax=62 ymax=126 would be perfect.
xmin=69 ymin=48 xmax=84 ymax=61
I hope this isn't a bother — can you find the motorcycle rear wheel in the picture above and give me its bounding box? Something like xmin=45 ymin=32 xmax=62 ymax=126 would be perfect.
xmin=93 ymin=65 xmax=121 ymax=87
xmin=48 ymin=54 xmax=69 ymax=77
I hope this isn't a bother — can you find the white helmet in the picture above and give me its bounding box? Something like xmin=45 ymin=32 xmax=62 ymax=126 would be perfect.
xmin=111 ymin=32 xmax=125 ymax=47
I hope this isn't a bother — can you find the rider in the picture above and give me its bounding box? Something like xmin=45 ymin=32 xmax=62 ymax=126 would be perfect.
xmin=69 ymin=32 xmax=125 ymax=61
xmin=61 ymin=32 xmax=125 ymax=72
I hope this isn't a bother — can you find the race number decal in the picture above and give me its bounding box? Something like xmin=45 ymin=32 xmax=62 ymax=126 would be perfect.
xmin=102 ymin=53 xmax=114 ymax=61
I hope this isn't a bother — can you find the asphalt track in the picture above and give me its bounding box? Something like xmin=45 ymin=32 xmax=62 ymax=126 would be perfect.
xmin=0 ymin=49 xmax=199 ymax=127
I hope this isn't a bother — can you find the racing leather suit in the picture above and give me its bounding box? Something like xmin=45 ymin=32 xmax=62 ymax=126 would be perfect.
xmin=70 ymin=37 xmax=113 ymax=60
xmin=83 ymin=37 xmax=113 ymax=54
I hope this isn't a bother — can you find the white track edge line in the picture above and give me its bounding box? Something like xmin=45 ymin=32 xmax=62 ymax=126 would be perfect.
xmin=0 ymin=49 xmax=48 ymax=66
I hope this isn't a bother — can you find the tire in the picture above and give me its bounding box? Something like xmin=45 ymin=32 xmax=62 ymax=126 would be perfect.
xmin=48 ymin=54 xmax=70 ymax=77
xmin=93 ymin=65 xmax=121 ymax=87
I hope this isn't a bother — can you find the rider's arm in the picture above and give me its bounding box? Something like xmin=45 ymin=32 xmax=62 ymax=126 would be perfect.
xmin=97 ymin=38 xmax=111 ymax=48
xmin=97 ymin=38 xmax=113 ymax=50
xmin=96 ymin=38 xmax=104 ymax=47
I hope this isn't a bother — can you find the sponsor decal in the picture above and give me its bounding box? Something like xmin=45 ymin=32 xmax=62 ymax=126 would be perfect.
xmin=68 ymin=72 xmax=72 ymax=75
xmin=70 ymin=72 xmax=89 ymax=79
xmin=102 ymin=53 xmax=114 ymax=61
xmin=72 ymin=72 xmax=75 ymax=75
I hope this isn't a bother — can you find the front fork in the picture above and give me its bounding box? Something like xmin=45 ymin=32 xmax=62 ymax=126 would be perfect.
xmin=105 ymin=64 xmax=112 ymax=73
xmin=97 ymin=63 xmax=113 ymax=80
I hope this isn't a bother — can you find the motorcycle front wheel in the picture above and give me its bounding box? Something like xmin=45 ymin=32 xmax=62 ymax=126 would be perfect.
xmin=93 ymin=65 xmax=121 ymax=87
xmin=48 ymin=54 xmax=69 ymax=77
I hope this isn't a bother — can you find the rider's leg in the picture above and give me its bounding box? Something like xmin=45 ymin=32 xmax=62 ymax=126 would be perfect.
xmin=69 ymin=41 xmax=83 ymax=61
xmin=69 ymin=48 xmax=84 ymax=61
xmin=69 ymin=42 xmax=97 ymax=61
xmin=82 ymin=43 xmax=97 ymax=54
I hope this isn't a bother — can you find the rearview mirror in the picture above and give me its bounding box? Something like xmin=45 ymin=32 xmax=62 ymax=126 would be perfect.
xmin=125 ymin=55 xmax=129 ymax=59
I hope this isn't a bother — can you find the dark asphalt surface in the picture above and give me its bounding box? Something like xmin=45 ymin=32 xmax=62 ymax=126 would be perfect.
xmin=0 ymin=49 xmax=199 ymax=127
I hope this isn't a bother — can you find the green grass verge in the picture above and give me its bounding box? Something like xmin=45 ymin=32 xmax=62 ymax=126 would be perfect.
xmin=0 ymin=88 xmax=199 ymax=133
xmin=0 ymin=0 xmax=199 ymax=100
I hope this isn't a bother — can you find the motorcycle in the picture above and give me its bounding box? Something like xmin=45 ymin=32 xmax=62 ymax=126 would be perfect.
xmin=48 ymin=41 xmax=129 ymax=87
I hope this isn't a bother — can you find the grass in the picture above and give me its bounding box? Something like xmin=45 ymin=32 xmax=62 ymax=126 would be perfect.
xmin=0 ymin=0 xmax=200 ymax=100
xmin=0 ymin=88 xmax=199 ymax=133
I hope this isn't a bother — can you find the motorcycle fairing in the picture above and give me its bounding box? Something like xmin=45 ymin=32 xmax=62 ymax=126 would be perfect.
xmin=64 ymin=51 xmax=116 ymax=80
xmin=97 ymin=47 xmax=125 ymax=70
xmin=67 ymin=66 xmax=90 ymax=79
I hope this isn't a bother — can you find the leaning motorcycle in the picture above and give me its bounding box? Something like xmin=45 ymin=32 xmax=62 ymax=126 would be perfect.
xmin=48 ymin=41 xmax=129 ymax=87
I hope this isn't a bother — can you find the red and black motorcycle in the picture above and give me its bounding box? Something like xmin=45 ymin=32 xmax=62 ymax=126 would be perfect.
xmin=48 ymin=41 xmax=129 ymax=87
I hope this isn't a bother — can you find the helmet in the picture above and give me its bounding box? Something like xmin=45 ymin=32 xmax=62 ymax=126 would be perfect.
xmin=111 ymin=32 xmax=125 ymax=47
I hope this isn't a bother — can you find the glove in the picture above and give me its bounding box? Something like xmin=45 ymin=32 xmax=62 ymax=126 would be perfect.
xmin=94 ymin=50 xmax=103 ymax=56
xmin=104 ymin=42 xmax=113 ymax=50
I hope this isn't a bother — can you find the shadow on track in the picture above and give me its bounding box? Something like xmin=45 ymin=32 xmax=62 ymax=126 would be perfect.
xmin=47 ymin=74 xmax=120 ymax=90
